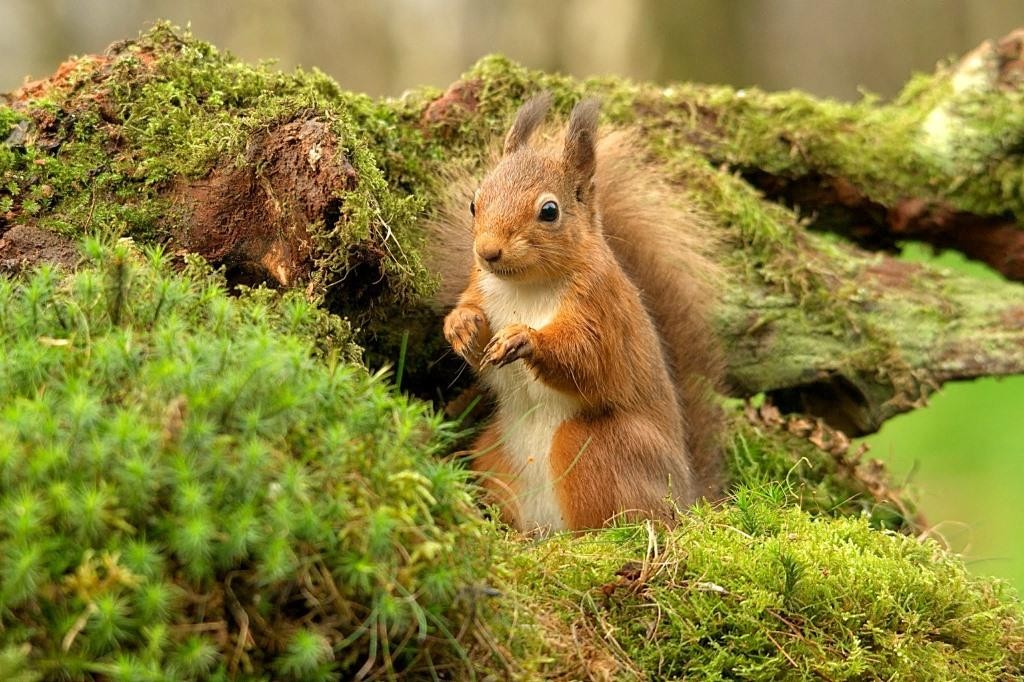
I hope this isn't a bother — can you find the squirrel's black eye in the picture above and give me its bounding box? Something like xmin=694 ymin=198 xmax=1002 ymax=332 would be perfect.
xmin=469 ymin=199 xmax=476 ymax=217
xmin=538 ymin=201 xmax=559 ymax=222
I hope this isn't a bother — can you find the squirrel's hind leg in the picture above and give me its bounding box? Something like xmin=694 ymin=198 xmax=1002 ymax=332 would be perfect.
xmin=469 ymin=423 xmax=524 ymax=530
xmin=550 ymin=416 xmax=688 ymax=530
xmin=549 ymin=418 xmax=627 ymax=529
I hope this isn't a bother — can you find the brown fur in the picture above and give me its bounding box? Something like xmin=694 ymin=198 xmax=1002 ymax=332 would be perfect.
xmin=426 ymin=96 xmax=725 ymax=531
xmin=470 ymin=424 xmax=523 ymax=529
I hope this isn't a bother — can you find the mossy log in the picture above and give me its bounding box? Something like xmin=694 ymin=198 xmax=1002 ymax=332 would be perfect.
xmin=3 ymin=25 xmax=1023 ymax=440
xmin=1 ymin=24 xmax=1024 ymax=680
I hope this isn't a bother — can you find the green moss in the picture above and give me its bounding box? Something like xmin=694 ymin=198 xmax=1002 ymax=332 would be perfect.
xmin=639 ymin=62 xmax=1024 ymax=222
xmin=2 ymin=24 xmax=433 ymax=339
xmin=113 ymin=25 xmax=434 ymax=313
xmin=0 ymin=107 xmax=20 ymax=139
xmin=0 ymin=645 xmax=39 ymax=682
xmin=725 ymin=416 xmax=911 ymax=530
xmin=1 ymin=241 xmax=1021 ymax=678
xmin=506 ymin=491 xmax=1024 ymax=680
xmin=0 ymin=240 xmax=489 ymax=679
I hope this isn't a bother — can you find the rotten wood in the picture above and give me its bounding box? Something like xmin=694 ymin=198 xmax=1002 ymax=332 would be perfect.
xmin=171 ymin=117 xmax=356 ymax=287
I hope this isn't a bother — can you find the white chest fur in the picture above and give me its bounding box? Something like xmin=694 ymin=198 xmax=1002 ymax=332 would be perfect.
xmin=478 ymin=273 xmax=580 ymax=533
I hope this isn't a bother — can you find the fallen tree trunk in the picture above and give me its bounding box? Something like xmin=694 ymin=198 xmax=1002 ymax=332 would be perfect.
xmin=4 ymin=24 xmax=1022 ymax=440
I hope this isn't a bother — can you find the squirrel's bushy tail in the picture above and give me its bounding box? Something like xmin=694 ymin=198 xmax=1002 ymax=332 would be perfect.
xmin=422 ymin=154 xmax=486 ymax=312
xmin=594 ymin=131 xmax=725 ymax=499
xmin=425 ymin=129 xmax=726 ymax=499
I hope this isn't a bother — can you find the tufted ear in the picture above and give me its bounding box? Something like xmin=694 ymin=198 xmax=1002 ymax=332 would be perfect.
xmin=563 ymin=98 xmax=600 ymax=200
xmin=503 ymin=92 xmax=552 ymax=155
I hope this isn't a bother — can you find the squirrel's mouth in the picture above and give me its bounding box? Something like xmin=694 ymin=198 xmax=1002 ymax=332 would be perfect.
xmin=485 ymin=264 xmax=526 ymax=279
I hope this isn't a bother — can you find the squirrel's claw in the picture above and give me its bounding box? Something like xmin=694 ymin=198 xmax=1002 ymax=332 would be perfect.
xmin=444 ymin=306 xmax=489 ymax=364
xmin=481 ymin=324 xmax=535 ymax=368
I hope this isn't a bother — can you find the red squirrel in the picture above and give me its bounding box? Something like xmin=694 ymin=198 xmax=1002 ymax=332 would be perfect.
xmin=431 ymin=94 xmax=724 ymax=533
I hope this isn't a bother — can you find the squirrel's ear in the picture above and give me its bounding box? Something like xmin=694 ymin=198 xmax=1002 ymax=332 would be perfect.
xmin=563 ymin=98 xmax=600 ymax=197
xmin=503 ymin=93 xmax=552 ymax=155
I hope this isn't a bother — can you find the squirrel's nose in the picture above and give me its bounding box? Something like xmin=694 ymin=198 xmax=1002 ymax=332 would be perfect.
xmin=477 ymin=246 xmax=502 ymax=263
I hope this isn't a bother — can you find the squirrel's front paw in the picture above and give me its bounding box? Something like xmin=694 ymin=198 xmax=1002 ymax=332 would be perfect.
xmin=481 ymin=324 xmax=535 ymax=368
xmin=444 ymin=305 xmax=490 ymax=364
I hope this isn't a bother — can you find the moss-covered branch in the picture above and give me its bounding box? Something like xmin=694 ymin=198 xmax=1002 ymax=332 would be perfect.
xmin=628 ymin=29 xmax=1024 ymax=282
xmin=718 ymin=242 xmax=1024 ymax=434
xmin=3 ymin=25 xmax=1023 ymax=436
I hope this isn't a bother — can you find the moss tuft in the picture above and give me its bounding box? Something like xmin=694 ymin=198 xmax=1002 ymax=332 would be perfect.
xmin=505 ymin=491 xmax=1024 ymax=680
xmin=725 ymin=415 xmax=913 ymax=530
xmin=0 ymin=241 xmax=1020 ymax=678
xmin=0 ymin=240 xmax=489 ymax=678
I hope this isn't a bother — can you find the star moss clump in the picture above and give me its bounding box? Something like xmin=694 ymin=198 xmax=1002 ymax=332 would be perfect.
xmin=0 ymin=240 xmax=489 ymax=679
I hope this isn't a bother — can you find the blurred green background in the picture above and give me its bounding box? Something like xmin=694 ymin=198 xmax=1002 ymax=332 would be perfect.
xmin=1 ymin=0 xmax=1022 ymax=590
xmin=862 ymin=246 xmax=1024 ymax=593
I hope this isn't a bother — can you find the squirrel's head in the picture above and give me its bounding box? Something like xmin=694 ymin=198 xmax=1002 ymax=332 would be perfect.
xmin=471 ymin=93 xmax=601 ymax=283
